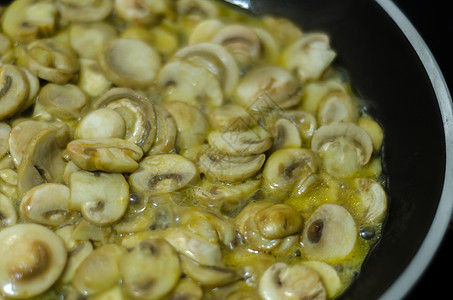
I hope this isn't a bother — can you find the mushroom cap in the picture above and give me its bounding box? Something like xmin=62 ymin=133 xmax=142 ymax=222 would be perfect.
xmin=0 ymin=64 xmax=30 ymax=120
xmin=0 ymin=223 xmax=67 ymax=299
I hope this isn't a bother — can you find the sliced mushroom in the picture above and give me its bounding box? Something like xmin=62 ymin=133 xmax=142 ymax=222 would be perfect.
xmin=199 ymin=150 xmax=265 ymax=183
xmin=192 ymin=177 xmax=261 ymax=216
xmin=56 ymin=0 xmax=113 ymax=22
xmin=300 ymin=80 xmax=346 ymax=115
xmin=38 ymin=83 xmax=88 ymax=121
xmin=357 ymin=116 xmax=384 ymax=152
xmin=317 ymin=90 xmax=357 ymax=125
xmin=162 ymin=101 xmax=209 ymax=151
xmin=75 ymin=108 xmax=126 ymax=140
xmin=281 ymin=110 xmax=317 ymax=144
xmin=1 ymin=0 xmax=57 ymax=42
xmin=354 ymin=178 xmax=387 ymax=223
xmin=69 ymin=171 xmax=129 ymax=226
xmin=164 ymin=227 xmax=222 ymax=267
xmin=259 ymin=262 xmax=326 ymax=300
xmin=17 ymin=128 xmax=67 ymax=196
xmin=252 ymin=27 xmax=279 ymax=64
xmin=311 ymin=122 xmax=373 ymax=178
xmin=98 ymin=38 xmax=161 ymax=88
xmin=176 ymin=0 xmax=219 ymax=20
xmin=158 ymin=60 xmax=223 ymax=107
xmin=0 ymin=223 xmax=67 ymax=299
xmin=209 ymin=104 xmax=255 ymax=131
xmin=235 ymin=66 xmax=301 ymax=111
xmin=262 ymin=148 xmax=318 ymax=200
xmin=293 ymin=174 xmax=323 ymax=196
xmin=147 ymin=105 xmax=177 ymax=155
xmin=302 ymin=203 xmax=357 ymax=261
xmin=271 ymin=118 xmax=302 ymax=150
xmin=303 ymin=261 xmax=341 ymax=298
xmin=0 ymin=64 xmax=30 ymax=120
xmin=254 ymin=204 xmax=303 ymax=240
xmin=0 ymin=123 xmax=11 ymax=159
xmin=95 ymin=88 xmax=157 ymax=152
xmin=211 ymin=24 xmax=262 ymax=66
xmin=173 ymin=42 xmax=239 ymax=96
xmin=0 ymin=192 xmax=16 ymax=229
xmin=69 ymin=22 xmax=117 ymax=59
xmin=180 ymin=255 xmax=240 ymax=287
xmin=0 ymin=34 xmax=14 ymax=65
xmin=73 ymin=243 xmax=126 ymax=296
xmin=129 ymin=154 xmax=198 ymax=194
xmin=188 ymin=19 xmax=224 ymax=44
xmin=78 ymin=58 xmax=112 ymax=98
xmin=72 ymin=219 xmax=112 ymax=243
xmin=8 ymin=120 xmax=54 ymax=167
xmin=120 ymin=238 xmax=181 ymax=299
xmin=20 ymin=183 xmax=71 ymax=226
xmin=282 ymin=33 xmax=336 ymax=81
xmin=208 ymin=127 xmax=272 ymax=156
xmin=114 ymin=0 xmax=169 ymax=25
xmin=113 ymin=193 xmax=156 ymax=233
xmin=67 ymin=138 xmax=143 ymax=173
xmin=167 ymin=278 xmax=203 ymax=300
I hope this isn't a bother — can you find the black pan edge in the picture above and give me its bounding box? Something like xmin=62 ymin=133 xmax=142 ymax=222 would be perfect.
xmin=374 ymin=1 xmax=453 ymax=299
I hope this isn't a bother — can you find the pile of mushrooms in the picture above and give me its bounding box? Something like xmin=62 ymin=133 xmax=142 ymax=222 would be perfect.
xmin=0 ymin=0 xmax=387 ymax=299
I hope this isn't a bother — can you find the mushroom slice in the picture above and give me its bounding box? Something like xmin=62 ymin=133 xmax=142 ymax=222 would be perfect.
xmin=263 ymin=148 xmax=318 ymax=199
xmin=67 ymin=138 xmax=143 ymax=173
xmin=76 ymin=108 xmax=126 ymax=140
xmin=157 ymin=60 xmax=223 ymax=107
xmin=311 ymin=122 xmax=373 ymax=177
xmin=282 ymin=33 xmax=336 ymax=81
xmin=129 ymin=154 xmax=198 ymax=194
xmin=199 ymin=150 xmax=265 ymax=183
xmin=19 ymin=67 xmax=40 ymax=111
xmin=354 ymin=178 xmax=387 ymax=223
xmin=162 ymin=101 xmax=208 ymax=151
xmin=281 ymin=110 xmax=317 ymax=144
xmin=73 ymin=243 xmax=126 ymax=296
xmin=98 ymin=38 xmax=161 ymax=88
xmin=56 ymin=0 xmax=113 ymax=22
xmin=0 ymin=123 xmax=11 ymax=159
xmin=20 ymin=183 xmax=71 ymax=226
xmin=357 ymin=116 xmax=384 ymax=152
xmin=208 ymin=127 xmax=272 ymax=156
xmin=235 ymin=66 xmax=301 ymax=111
xmin=69 ymin=171 xmax=129 ymax=226
xmin=180 ymin=255 xmax=240 ymax=287
xmin=164 ymin=227 xmax=222 ymax=267
xmin=303 ymin=261 xmax=341 ymax=298
xmin=0 ymin=64 xmax=30 ymax=120
xmin=120 ymin=238 xmax=181 ymax=299
xmin=176 ymin=0 xmax=219 ymax=20
xmin=188 ymin=19 xmax=224 ymax=44
xmin=17 ymin=128 xmax=67 ymax=196
xmin=78 ymin=58 xmax=112 ymax=98
xmin=1 ymin=0 xmax=57 ymax=42
xmin=95 ymin=88 xmax=157 ymax=152
xmin=148 ymin=105 xmax=177 ymax=155
xmin=209 ymin=104 xmax=255 ymax=131
xmin=113 ymin=193 xmax=155 ymax=233
xmin=259 ymin=262 xmax=326 ymax=300
xmin=167 ymin=278 xmax=203 ymax=300
xmin=271 ymin=118 xmax=302 ymax=151
xmin=254 ymin=204 xmax=303 ymax=239
xmin=0 ymin=192 xmax=16 ymax=229
xmin=192 ymin=178 xmax=261 ymax=215
xmin=0 ymin=223 xmax=67 ymax=299
xmin=317 ymin=90 xmax=357 ymax=125
xmin=38 ymin=83 xmax=88 ymax=121
xmin=8 ymin=120 xmax=54 ymax=167
xmin=114 ymin=0 xmax=169 ymax=25
xmin=211 ymin=24 xmax=262 ymax=66
xmin=20 ymin=39 xmax=79 ymax=84
xmin=173 ymin=42 xmax=239 ymax=95
xmin=69 ymin=22 xmax=117 ymax=59
xmin=302 ymin=203 xmax=357 ymax=261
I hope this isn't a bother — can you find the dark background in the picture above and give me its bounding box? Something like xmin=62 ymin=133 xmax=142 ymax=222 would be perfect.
xmin=393 ymin=0 xmax=453 ymax=299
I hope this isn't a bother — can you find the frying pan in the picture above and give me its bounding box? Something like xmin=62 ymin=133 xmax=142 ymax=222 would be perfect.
xmin=220 ymin=0 xmax=453 ymax=299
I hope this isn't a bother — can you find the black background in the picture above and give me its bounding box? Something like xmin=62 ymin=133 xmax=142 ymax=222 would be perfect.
xmin=393 ymin=0 xmax=453 ymax=299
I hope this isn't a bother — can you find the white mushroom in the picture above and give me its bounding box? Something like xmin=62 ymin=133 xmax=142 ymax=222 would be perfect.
xmin=357 ymin=116 xmax=384 ymax=152
xmin=69 ymin=171 xmax=129 ymax=226
xmin=282 ymin=33 xmax=336 ymax=81
xmin=75 ymin=108 xmax=126 ymax=140
xmin=0 ymin=223 xmax=67 ymax=299
xmin=176 ymin=0 xmax=219 ymax=20
xmin=129 ymin=154 xmax=199 ymax=194
xmin=0 ymin=123 xmax=11 ymax=159
xmin=303 ymin=261 xmax=341 ymax=298
xmin=0 ymin=192 xmax=17 ymax=229
xmin=254 ymin=204 xmax=303 ymax=240
xmin=166 ymin=278 xmax=203 ymax=300
xmin=114 ymin=0 xmax=169 ymax=25
xmin=0 ymin=64 xmax=30 ymax=120
xmin=188 ymin=19 xmax=224 ymax=44
xmin=147 ymin=105 xmax=177 ymax=155
xmin=98 ymin=38 xmax=161 ymax=88
xmin=317 ymin=90 xmax=357 ymax=125
xmin=235 ymin=66 xmax=301 ymax=111
xmin=281 ymin=110 xmax=318 ymax=144
xmin=73 ymin=243 xmax=126 ymax=296
xmin=209 ymin=104 xmax=255 ymax=131
xmin=67 ymin=138 xmax=144 ymax=173
xmin=78 ymin=59 xmax=112 ymax=98
xmin=354 ymin=178 xmax=388 ymax=223
xmin=120 ymin=238 xmax=181 ymax=299
xmin=20 ymin=183 xmax=71 ymax=226
xmin=208 ymin=127 xmax=272 ymax=156
xmin=56 ymin=0 xmax=113 ymax=22
xmin=271 ymin=118 xmax=302 ymax=151
xmin=301 ymin=203 xmax=357 ymax=261
xmin=259 ymin=262 xmax=326 ymax=300
xmin=69 ymin=22 xmax=117 ymax=59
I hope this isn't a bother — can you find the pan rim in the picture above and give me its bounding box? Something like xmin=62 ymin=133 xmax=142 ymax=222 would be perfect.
xmin=375 ymin=0 xmax=453 ymax=299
